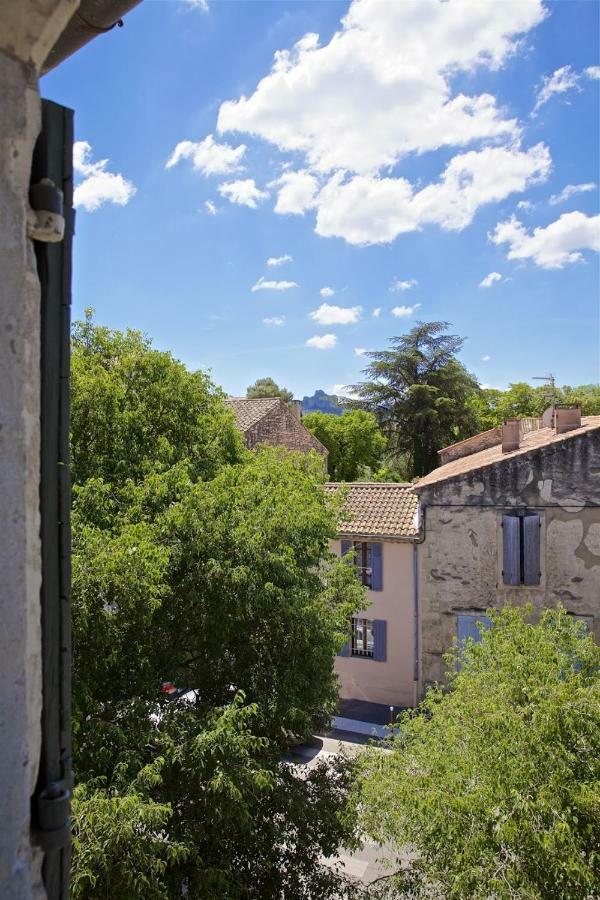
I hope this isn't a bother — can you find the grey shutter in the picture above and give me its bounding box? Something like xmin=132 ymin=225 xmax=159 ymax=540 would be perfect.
xmin=523 ymin=514 xmax=541 ymax=585
xmin=373 ymin=619 xmax=387 ymax=661
xmin=370 ymin=543 xmax=383 ymax=591
xmin=502 ymin=515 xmax=520 ymax=585
xmin=457 ymin=614 xmax=491 ymax=647
xmin=341 ymin=539 xmax=351 ymax=561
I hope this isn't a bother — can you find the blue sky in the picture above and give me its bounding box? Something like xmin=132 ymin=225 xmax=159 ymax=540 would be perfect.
xmin=43 ymin=0 xmax=599 ymax=399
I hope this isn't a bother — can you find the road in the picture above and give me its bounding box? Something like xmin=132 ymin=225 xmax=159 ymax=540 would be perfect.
xmin=286 ymin=729 xmax=402 ymax=887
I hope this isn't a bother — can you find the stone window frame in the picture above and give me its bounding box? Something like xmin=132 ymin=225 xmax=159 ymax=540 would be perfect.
xmin=496 ymin=508 xmax=547 ymax=590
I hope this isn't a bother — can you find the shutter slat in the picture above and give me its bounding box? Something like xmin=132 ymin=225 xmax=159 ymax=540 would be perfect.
xmin=502 ymin=515 xmax=520 ymax=585
xmin=373 ymin=619 xmax=387 ymax=661
xmin=523 ymin=514 xmax=541 ymax=585
xmin=370 ymin=542 xmax=383 ymax=591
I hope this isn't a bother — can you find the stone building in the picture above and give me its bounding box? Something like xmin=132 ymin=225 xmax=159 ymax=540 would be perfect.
xmin=325 ymin=482 xmax=421 ymax=710
xmin=226 ymin=397 xmax=328 ymax=461
xmin=415 ymin=410 xmax=600 ymax=689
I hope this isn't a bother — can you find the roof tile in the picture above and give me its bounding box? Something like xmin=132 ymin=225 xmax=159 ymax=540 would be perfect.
xmin=324 ymin=482 xmax=419 ymax=539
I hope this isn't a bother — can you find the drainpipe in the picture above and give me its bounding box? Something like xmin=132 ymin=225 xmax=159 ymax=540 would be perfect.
xmin=412 ymin=541 xmax=419 ymax=708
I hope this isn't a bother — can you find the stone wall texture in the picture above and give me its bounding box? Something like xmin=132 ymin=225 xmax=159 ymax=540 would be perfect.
xmin=245 ymin=403 xmax=328 ymax=459
xmin=416 ymin=430 xmax=600 ymax=689
xmin=0 ymin=3 xmax=78 ymax=898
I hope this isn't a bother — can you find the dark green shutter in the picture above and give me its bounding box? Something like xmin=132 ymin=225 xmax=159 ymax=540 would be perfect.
xmin=31 ymin=99 xmax=74 ymax=900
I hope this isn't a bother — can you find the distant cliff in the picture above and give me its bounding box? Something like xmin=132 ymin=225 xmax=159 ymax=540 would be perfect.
xmin=301 ymin=389 xmax=345 ymax=416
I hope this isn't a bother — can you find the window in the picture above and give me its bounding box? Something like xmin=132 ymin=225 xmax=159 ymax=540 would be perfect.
xmin=456 ymin=613 xmax=491 ymax=669
xmin=352 ymin=618 xmax=374 ymax=657
xmin=338 ymin=618 xmax=387 ymax=661
xmin=341 ymin=540 xmax=383 ymax=590
xmin=502 ymin=513 xmax=541 ymax=585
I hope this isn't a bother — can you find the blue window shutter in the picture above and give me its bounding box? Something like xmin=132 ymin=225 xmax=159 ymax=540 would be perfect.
xmin=523 ymin=514 xmax=541 ymax=585
xmin=338 ymin=640 xmax=350 ymax=657
xmin=370 ymin=543 xmax=383 ymax=591
xmin=502 ymin=515 xmax=520 ymax=585
xmin=373 ymin=619 xmax=387 ymax=661
xmin=457 ymin=614 xmax=491 ymax=647
xmin=341 ymin=539 xmax=351 ymax=561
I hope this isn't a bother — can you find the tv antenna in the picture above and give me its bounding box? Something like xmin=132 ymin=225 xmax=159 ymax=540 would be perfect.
xmin=532 ymin=373 xmax=556 ymax=425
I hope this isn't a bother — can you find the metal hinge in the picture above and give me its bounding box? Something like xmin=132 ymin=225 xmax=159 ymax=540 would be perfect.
xmin=32 ymin=781 xmax=71 ymax=850
xmin=27 ymin=178 xmax=65 ymax=243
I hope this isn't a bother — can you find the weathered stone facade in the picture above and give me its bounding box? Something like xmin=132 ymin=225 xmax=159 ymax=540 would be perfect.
xmin=227 ymin=398 xmax=328 ymax=460
xmin=416 ymin=427 xmax=600 ymax=690
xmin=0 ymin=4 xmax=79 ymax=897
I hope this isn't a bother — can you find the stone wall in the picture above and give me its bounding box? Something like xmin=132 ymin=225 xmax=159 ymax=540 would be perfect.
xmin=245 ymin=402 xmax=328 ymax=459
xmin=0 ymin=3 xmax=77 ymax=898
xmin=416 ymin=430 xmax=600 ymax=689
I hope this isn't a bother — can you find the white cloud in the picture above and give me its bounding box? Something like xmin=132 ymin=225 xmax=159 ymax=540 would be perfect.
xmin=251 ymin=276 xmax=298 ymax=292
xmin=218 ymin=179 xmax=268 ymax=208
xmin=320 ymin=286 xmax=335 ymax=298
xmin=183 ymin=0 xmax=208 ymax=10
xmin=586 ymin=66 xmax=600 ymax=80
xmin=354 ymin=347 xmax=370 ymax=357
xmin=331 ymin=383 xmax=360 ymax=399
xmin=533 ymin=65 xmax=580 ymax=113
xmin=314 ymin=143 xmax=551 ymax=245
xmin=263 ymin=316 xmax=285 ymax=326
xmin=309 ymin=303 xmax=361 ymax=325
xmin=73 ymin=141 xmax=136 ymax=212
xmin=204 ymin=200 xmax=217 ymax=215
xmin=390 ymin=278 xmax=417 ymax=292
xmin=372 ymin=307 xmax=381 ymax=318
xmin=273 ymin=170 xmax=319 ymax=214
xmin=391 ymin=303 xmax=421 ymax=318
xmin=267 ymin=254 xmax=292 ymax=266
xmin=482 ymin=354 xmax=492 ymax=362
xmin=218 ymin=0 xmax=544 ymax=175
xmin=479 ymin=271 xmax=502 ymax=288
xmin=517 ymin=199 xmax=534 ymax=212
xmin=306 ymin=333 xmax=337 ymax=349
xmin=166 ymin=135 xmax=246 ymax=175
xmin=549 ymin=182 xmax=597 ymax=206
xmin=490 ymin=211 xmax=600 ymax=269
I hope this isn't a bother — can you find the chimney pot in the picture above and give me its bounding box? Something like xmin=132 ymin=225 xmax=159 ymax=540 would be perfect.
xmin=555 ymin=406 xmax=581 ymax=434
xmin=291 ymin=399 xmax=302 ymax=422
xmin=502 ymin=418 xmax=520 ymax=453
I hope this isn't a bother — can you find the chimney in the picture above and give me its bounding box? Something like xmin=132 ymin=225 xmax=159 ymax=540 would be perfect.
xmin=291 ymin=399 xmax=302 ymax=422
xmin=555 ymin=406 xmax=581 ymax=434
xmin=502 ymin=418 xmax=520 ymax=453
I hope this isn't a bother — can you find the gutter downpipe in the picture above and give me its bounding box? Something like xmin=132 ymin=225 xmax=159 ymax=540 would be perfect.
xmin=412 ymin=502 xmax=426 ymax=707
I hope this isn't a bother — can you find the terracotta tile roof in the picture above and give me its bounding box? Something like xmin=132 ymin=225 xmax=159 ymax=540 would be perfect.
xmin=225 ymin=397 xmax=282 ymax=432
xmin=324 ymin=482 xmax=420 ymax=539
xmin=417 ymin=416 xmax=600 ymax=489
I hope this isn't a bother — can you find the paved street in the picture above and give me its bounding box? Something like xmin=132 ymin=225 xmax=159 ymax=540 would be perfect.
xmin=286 ymin=729 xmax=402 ymax=886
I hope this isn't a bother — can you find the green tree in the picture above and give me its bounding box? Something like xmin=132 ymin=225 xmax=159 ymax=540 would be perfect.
xmin=303 ymin=410 xmax=387 ymax=481
xmin=70 ymin=316 xmax=365 ymax=898
xmin=353 ymin=322 xmax=479 ymax=477
xmin=247 ymin=376 xmax=293 ymax=404
xmin=356 ymin=606 xmax=600 ymax=899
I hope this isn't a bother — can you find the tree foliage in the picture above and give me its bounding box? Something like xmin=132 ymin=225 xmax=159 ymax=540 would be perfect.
xmin=353 ymin=322 xmax=479 ymax=477
xmin=246 ymin=376 xmax=293 ymax=405
xmin=469 ymin=382 xmax=600 ymax=431
xmin=303 ymin=410 xmax=387 ymax=481
xmin=70 ymin=315 xmax=364 ymax=897
xmin=356 ymin=606 xmax=600 ymax=899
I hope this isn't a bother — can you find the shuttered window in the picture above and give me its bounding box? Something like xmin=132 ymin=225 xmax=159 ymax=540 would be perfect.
xmin=340 ymin=540 xmax=383 ymax=591
xmin=456 ymin=614 xmax=491 ymax=669
xmin=502 ymin=513 xmax=541 ymax=585
xmin=339 ymin=618 xmax=387 ymax=661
